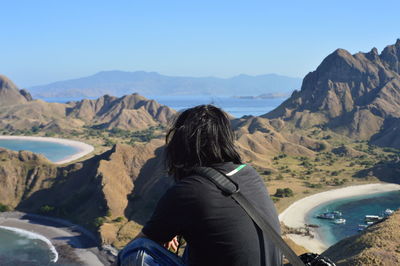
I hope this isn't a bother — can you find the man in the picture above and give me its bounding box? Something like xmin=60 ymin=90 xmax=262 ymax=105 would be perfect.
xmin=134 ymin=105 xmax=282 ymax=265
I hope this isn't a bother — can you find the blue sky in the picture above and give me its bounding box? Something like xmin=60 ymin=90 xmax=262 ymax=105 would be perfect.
xmin=1 ymin=0 xmax=399 ymax=87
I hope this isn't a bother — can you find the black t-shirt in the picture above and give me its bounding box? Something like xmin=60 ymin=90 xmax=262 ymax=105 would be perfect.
xmin=142 ymin=162 xmax=282 ymax=266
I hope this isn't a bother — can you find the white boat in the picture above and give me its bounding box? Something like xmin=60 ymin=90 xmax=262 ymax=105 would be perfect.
xmin=384 ymin=209 xmax=394 ymax=216
xmin=357 ymin=224 xmax=368 ymax=231
xmin=365 ymin=215 xmax=383 ymax=222
xmin=333 ymin=218 xmax=346 ymax=224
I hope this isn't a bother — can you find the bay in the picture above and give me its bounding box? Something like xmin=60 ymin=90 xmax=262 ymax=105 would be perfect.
xmin=306 ymin=190 xmax=400 ymax=246
xmin=0 ymin=139 xmax=80 ymax=163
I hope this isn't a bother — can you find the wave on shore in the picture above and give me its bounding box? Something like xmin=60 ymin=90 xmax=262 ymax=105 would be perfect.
xmin=0 ymin=225 xmax=59 ymax=262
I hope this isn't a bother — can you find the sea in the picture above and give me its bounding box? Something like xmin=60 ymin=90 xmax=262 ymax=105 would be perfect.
xmin=306 ymin=190 xmax=400 ymax=246
xmin=0 ymin=226 xmax=58 ymax=265
xmin=40 ymin=95 xmax=287 ymax=118
xmin=0 ymin=139 xmax=80 ymax=163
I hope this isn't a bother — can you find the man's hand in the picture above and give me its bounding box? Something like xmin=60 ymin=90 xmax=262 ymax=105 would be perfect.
xmin=134 ymin=231 xmax=179 ymax=252
xmin=164 ymin=236 xmax=179 ymax=252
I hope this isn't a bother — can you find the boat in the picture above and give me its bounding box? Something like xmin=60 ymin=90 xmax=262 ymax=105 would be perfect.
xmin=316 ymin=210 xmax=342 ymax=220
xmin=384 ymin=209 xmax=394 ymax=216
xmin=357 ymin=224 xmax=368 ymax=231
xmin=333 ymin=218 xmax=346 ymax=224
xmin=364 ymin=215 xmax=383 ymax=222
xmin=316 ymin=213 xmax=335 ymax=220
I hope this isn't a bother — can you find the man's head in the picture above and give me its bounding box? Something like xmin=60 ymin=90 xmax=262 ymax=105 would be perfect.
xmin=165 ymin=105 xmax=242 ymax=179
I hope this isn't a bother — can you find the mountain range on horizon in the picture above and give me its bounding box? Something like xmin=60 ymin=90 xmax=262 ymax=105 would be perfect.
xmin=27 ymin=71 xmax=302 ymax=98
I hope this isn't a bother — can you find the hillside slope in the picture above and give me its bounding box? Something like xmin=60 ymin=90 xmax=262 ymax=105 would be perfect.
xmin=4 ymin=139 xmax=170 ymax=246
xmin=322 ymin=211 xmax=400 ymax=265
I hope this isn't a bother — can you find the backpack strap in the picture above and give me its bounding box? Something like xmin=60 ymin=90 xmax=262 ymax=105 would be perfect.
xmin=193 ymin=166 xmax=305 ymax=266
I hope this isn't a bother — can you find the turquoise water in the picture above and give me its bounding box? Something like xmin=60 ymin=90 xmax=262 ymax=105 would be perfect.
xmin=40 ymin=95 xmax=287 ymax=118
xmin=306 ymin=190 xmax=400 ymax=246
xmin=0 ymin=139 xmax=80 ymax=163
xmin=0 ymin=227 xmax=56 ymax=265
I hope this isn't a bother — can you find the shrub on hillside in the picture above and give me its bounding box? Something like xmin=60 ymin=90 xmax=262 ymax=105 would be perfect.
xmin=274 ymin=188 xmax=294 ymax=198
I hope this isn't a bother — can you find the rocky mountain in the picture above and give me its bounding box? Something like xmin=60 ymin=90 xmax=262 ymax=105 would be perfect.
xmin=0 ymin=75 xmax=176 ymax=132
xmin=0 ymin=75 xmax=32 ymax=106
xmin=28 ymin=71 xmax=302 ymax=98
xmin=322 ymin=211 xmax=400 ymax=265
xmin=264 ymin=39 xmax=400 ymax=147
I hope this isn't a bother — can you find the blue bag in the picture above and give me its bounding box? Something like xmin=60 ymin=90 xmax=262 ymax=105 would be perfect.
xmin=118 ymin=238 xmax=186 ymax=266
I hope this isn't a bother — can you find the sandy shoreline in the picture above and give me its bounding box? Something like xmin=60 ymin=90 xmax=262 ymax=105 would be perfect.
xmin=0 ymin=212 xmax=110 ymax=265
xmin=279 ymin=183 xmax=400 ymax=253
xmin=0 ymin=135 xmax=94 ymax=164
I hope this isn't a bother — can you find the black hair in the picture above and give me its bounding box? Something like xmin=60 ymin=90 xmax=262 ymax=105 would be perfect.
xmin=165 ymin=104 xmax=242 ymax=180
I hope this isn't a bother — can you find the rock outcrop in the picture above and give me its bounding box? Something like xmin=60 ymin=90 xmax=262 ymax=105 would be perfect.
xmin=263 ymin=40 xmax=400 ymax=146
xmin=0 ymin=75 xmax=32 ymax=106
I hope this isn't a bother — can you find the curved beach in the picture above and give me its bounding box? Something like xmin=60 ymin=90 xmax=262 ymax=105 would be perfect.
xmin=0 ymin=212 xmax=108 ymax=265
xmin=279 ymin=183 xmax=400 ymax=253
xmin=0 ymin=135 xmax=94 ymax=164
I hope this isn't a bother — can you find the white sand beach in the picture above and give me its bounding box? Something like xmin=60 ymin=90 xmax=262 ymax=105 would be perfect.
xmin=279 ymin=183 xmax=400 ymax=253
xmin=0 ymin=135 xmax=94 ymax=164
xmin=0 ymin=212 xmax=109 ymax=265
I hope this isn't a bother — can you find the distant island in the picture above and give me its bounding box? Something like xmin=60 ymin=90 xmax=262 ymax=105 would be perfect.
xmin=27 ymin=71 xmax=302 ymax=98
xmin=233 ymin=92 xmax=291 ymax=99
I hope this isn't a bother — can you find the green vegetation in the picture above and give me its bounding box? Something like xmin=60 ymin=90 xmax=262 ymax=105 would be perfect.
xmin=93 ymin=217 xmax=106 ymax=228
xmin=0 ymin=203 xmax=10 ymax=212
xmin=274 ymin=188 xmax=294 ymax=197
xmin=114 ymin=216 xmax=124 ymax=223
xmin=39 ymin=204 xmax=55 ymax=214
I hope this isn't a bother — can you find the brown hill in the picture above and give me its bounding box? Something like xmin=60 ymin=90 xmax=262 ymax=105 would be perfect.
xmin=0 ymin=148 xmax=56 ymax=207
xmin=66 ymin=94 xmax=175 ymax=130
xmin=9 ymin=139 xmax=169 ymax=246
xmin=0 ymin=75 xmax=176 ymax=132
xmin=322 ymin=211 xmax=400 ymax=265
xmin=263 ymin=40 xmax=400 ymax=147
xmin=0 ymin=75 xmax=32 ymax=106
xmin=231 ymin=116 xmax=329 ymax=168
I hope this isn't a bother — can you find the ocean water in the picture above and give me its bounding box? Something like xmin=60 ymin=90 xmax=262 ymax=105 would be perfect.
xmin=150 ymin=95 xmax=286 ymax=117
xmin=306 ymin=190 xmax=400 ymax=246
xmin=39 ymin=95 xmax=287 ymax=118
xmin=0 ymin=139 xmax=80 ymax=163
xmin=0 ymin=226 xmax=57 ymax=265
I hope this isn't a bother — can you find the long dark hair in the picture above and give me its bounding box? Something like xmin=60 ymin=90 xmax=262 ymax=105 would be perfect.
xmin=165 ymin=104 xmax=242 ymax=180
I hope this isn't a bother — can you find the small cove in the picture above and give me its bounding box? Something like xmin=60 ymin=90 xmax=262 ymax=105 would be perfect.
xmin=306 ymin=190 xmax=400 ymax=246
